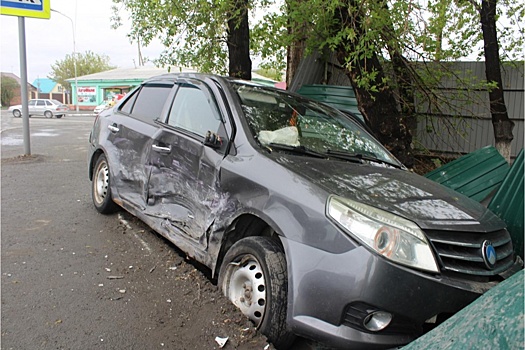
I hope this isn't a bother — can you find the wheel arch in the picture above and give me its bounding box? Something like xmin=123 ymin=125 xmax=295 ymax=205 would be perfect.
xmin=88 ymin=148 xmax=106 ymax=181
xmin=213 ymin=213 xmax=285 ymax=279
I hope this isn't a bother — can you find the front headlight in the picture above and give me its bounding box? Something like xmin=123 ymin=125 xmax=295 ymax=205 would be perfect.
xmin=327 ymin=196 xmax=439 ymax=273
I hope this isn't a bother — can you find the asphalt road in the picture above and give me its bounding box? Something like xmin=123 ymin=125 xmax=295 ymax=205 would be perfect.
xmin=0 ymin=111 xmax=261 ymax=349
xmin=0 ymin=111 xmax=319 ymax=350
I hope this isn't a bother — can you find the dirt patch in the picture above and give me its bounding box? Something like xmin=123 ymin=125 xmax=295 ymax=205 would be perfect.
xmin=110 ymin=213 xmax=277 ymax=350
xmin=1 ymin=154 xmax=48 ymax=164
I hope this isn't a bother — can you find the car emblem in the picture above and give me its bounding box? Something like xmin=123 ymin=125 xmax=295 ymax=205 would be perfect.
xmin=481 ymin=240 xmax=497 ymax=269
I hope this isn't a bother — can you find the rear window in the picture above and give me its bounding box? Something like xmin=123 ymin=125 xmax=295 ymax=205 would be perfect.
xmin=125 ymin=84 xmax=173 ymax=122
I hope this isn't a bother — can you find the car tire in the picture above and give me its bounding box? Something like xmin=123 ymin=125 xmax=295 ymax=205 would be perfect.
xmin=44 ymin=111 xmax=53 ymax=118
xmin=12 ymin=109 xmax=21 ymax=118
xmin=219 ymin=236 xmax=295 ymax=349
xmin=92 ymin=154 xmax=119 ymax=214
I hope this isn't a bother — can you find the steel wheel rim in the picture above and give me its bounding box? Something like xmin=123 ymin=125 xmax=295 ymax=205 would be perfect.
xmin=226 ymin=255 xmax=267 ymax=326
xmin=94 ymin=161 xmax=110 ymax=205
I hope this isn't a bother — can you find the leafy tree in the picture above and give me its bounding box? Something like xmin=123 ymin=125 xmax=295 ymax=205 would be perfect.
xmin=422 ymin=0 xmax=523 ymax=161
xmin=110 ymin=0 xmax=523 ymax=164
xmin=111 ymin=0 xmax=261 ymax=79
xmin=1 ymin=76 xmax=19 ymax=107
xmin=49 ymin=51 xmax=115 ymax=91
xmin=257 ymin=0 xmax=523 ymax=163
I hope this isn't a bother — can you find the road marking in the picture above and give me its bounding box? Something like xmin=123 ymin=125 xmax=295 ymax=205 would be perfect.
xmin=118 ymin=214 xmax=153 ymax=254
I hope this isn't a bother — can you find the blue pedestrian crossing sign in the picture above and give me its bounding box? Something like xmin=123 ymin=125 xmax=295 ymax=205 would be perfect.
xmin=0 ymin=0 xmax=50 ymax=19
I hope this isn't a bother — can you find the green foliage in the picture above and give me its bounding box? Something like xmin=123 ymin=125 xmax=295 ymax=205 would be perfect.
xmin=112 ymin=0 xmax=237 ymax=74
xmin=254 ymin=67 xmax=283 ymax=81
xmin=1 ymin=76 xmax=19 ymax=107
xmin=257 ymin=0 xmax=523 ymax=81
xmin=49 ymin=51 xmax=115 ymax=91
xmin=432 ymin=158 xmax=442 ymax=168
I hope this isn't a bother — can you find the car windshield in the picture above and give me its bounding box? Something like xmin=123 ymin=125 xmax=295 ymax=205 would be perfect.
xmin=232 ymin=83 xmax=401 ymax=167
xmin=50 ymin=99 xmax=63 ymax=105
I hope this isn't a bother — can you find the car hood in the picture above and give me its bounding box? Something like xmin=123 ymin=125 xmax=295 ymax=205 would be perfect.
xmin=272 ymin=155 xmax=504 ymax=232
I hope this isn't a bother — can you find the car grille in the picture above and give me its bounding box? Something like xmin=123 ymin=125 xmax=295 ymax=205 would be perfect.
xmin=425 ymin=228 xmax=514 ymax=277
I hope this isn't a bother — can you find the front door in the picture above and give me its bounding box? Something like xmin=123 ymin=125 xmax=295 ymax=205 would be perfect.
xmin=32 ymin=100 xmax=45 ymax=116
xmin=146 ymin=79 xmax=229 ymax=250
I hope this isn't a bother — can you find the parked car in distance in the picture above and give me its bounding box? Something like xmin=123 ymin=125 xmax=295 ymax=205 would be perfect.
xmin=87 ymin=73 xmax=522 ymax=349
xmin=93 ymin=101 xmax=110 ymax=116
xmin=9 ymin=99 xmax=69 ymax=118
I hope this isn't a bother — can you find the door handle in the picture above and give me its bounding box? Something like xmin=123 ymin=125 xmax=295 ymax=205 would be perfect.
xmin=152 ymin=144 xmax=172 ymax=154
xmin=108 ymin=124 xmax=119 ymax=133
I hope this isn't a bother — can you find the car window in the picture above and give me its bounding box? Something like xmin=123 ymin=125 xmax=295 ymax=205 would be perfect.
xmin=36 ymin=100 xmax=45 ymax=106
xmin=128 ymin=84 xmax=172 ymax=123
xmin=119 ymin=89 xmax=139 ymax=115
xmin=167 ymin=84 xmax=221 ymax=137
xmin=233 ymin=83 xmax=400 ymax=166
xmin=28 ymin=100 xmax=36 ymax=106
xmin=45 ymin=100 xmax=52 ymax=106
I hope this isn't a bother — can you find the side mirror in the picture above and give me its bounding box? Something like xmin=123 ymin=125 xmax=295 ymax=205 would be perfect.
xmin=204 ymin=131 xmax=223 ymax=149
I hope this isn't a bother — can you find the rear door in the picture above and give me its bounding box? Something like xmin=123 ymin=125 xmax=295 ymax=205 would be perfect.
xmin=145 ymin=78 xmax=230 ymax=249
xmin=104 ymin=81 xmax=175 ymax=210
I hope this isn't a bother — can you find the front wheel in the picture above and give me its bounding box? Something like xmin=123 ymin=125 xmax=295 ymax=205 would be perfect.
xmin=219 ymin=236 xmax=295 ymax=349
xmin=12 ymin=109 xmax=21 ymax=118
xmin=92 ymin=154 xmax=119 ymax=214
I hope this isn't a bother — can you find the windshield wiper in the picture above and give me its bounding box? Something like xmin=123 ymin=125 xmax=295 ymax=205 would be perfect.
xmin=267 ymin=143 xmax=328 ymax=159
xmin=326 ymin=149 xmax=403 ymax=169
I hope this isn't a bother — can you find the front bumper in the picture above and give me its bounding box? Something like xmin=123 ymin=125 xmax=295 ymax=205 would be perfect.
xmin=281 ymin=236 xmax=521 ymax=349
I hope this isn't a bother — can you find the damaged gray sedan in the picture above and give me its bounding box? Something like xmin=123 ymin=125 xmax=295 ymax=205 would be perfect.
xmin=88 ymin=73 xmax=521 ymax=349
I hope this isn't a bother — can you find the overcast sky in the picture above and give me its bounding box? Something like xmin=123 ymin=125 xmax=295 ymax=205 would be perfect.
xmin=1 ymin=0 xmax=165 ymax=84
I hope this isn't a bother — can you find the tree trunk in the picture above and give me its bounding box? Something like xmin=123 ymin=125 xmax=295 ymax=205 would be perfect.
xmin=286 ymin=39 xmax=305 ymax=89
xmin=336 ymin=5 xmax=414 ymax=167
xmin=227 ymin=0 xmax=252 ymax=80
xmin=480 ymin=0 xmax=514 ymax=162
xmin=285 ymin=0 xmax=306 ymax=89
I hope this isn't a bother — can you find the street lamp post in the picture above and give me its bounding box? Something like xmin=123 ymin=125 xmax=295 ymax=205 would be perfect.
xmin=51 ymin=9 xmax=79 ymax=112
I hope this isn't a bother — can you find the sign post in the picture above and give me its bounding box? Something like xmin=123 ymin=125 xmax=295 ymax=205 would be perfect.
xmin=0 ymin=0 xmax=50 ymax=18
xmin=1 ymin=0 xmax=50 ymax=156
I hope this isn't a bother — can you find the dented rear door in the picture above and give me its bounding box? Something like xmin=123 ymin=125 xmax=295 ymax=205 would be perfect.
xmin=106 ymin=82 xmax=175 ymax=210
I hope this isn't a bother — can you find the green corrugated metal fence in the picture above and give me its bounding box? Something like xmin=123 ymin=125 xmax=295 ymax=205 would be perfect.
xmin=424 ymin=145 xmax=510 ymax=202
xmin=296 ymin=85 xmax=364 ymax=121
xmin=488 ymin=148 xmax=524 ymax=259
xmin=425 ymin=145 xmax=524 ymax=259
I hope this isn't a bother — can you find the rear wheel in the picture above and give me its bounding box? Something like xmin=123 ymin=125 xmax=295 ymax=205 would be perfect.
xmin=219 ymin=236 xmax=295 ymax=349
xmin=12 ymin=109 xmax=21 ymax=118
xmin=44 ymin=111 xmax=53 ymax=118
xmin=92 ymin=154 xmax=119 ymax=214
